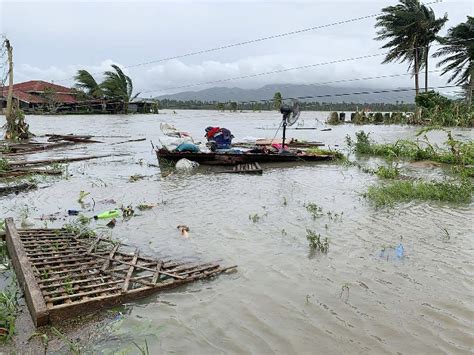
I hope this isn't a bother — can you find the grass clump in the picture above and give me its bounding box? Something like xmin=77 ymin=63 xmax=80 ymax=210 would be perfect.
xmin=375 ymin=165 xmax=400 ymax=179
xmin=306 ymin=229 xmax=329 ymax=253
xmin=366 ymin=179 xmax=473 ymax=207
xmin=249 ymin=213 xmax=260 ymax=223
xmin=306 ymin=147 xmax=344 ymax=159
xmin=346 ymin=130 xmax=474 ymax=168
xmin=0 ymin=280 xmax=19 ymax=342
xmin=0 ymin=159 xmax=10 ymax=172
xmin=326 ymin=112 xmax=342 ymax=125
xmin=305 ymin=202 xmax=323 ymax=219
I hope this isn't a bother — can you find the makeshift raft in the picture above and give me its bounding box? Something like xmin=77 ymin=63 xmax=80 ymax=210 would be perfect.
xmin=4 ymin=218 xmax=235 ymax=326
xmin=156 ymin=149 xmax=333 ymax=166
xmin=218 ymin=162 xmax=263 ymax=175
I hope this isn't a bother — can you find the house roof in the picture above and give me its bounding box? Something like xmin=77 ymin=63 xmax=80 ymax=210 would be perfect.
xmin=1 ymin=80 xmax=78 ymax=104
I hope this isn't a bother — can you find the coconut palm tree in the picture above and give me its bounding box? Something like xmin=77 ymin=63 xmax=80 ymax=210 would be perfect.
xmin=74 ymin=70 xmax=103 ymax=98
xmin=375 ymin=0 xmax=447 ymax=95
xmin=420 ymin=6 xmax=448 ymax=91
xmin=101 ymin=64 xmax=139 ymax=114
xmin=433 ymin=16 xmax=474 ymax=103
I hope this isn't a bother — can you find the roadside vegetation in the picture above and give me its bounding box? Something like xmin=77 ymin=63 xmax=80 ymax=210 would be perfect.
xmin=346 ymin=129 xmax=474 ymax=171
xmin=345 ymin=128 xmax=473 ymax=206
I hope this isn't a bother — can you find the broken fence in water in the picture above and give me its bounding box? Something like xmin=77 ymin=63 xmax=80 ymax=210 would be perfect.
xmin=4 ymin=218 xmax=236 ymax=326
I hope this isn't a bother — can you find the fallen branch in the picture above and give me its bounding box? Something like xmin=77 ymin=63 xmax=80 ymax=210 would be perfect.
xmin=0 ymin=169 xmax=62 ymax=178
xmin=7 ymin=154 xmax=129 ymax=168
xmin=46 ymin=134 xmax=103 ymax=143
xmin=111 ymin=138 xmax=146 ymax=145
xmin=0 ymin=183 xmax=37 ymax=195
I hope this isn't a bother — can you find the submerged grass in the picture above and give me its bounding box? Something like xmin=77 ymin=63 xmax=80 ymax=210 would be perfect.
xmin=0 ymin=158 xmax=10 ymax=172
xmin=306 ymin=147 xmax=344 ymax=159
xmin=375 ymin=165 xmax=400 ymax=179
xmin=306 ymin=229 xmax=329 ymax=253
xmin=346 ymin=130 xmax=474 ymax=167
xmin=0 ymin=277 xmax=19 ymax=343
xmin=366 ymin=179 xmax=473 ymax=207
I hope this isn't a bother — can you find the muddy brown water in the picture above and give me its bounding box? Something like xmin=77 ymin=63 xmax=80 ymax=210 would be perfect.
xmin=1 ymin=110 xmax=473 ymax=354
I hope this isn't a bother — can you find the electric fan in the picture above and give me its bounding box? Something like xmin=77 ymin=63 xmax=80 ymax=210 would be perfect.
xmin=279 ymin=100 xmax=300 ymax=151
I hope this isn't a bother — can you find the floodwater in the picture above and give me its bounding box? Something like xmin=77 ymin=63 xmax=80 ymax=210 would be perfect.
xmin=1 ymin=110 xmax=473 ymax=354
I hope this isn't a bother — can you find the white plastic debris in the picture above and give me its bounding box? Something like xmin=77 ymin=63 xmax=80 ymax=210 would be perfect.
xmin=175 ymin=158 xmax=199 ymax=171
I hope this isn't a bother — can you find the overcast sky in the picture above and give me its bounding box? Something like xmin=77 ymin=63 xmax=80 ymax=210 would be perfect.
xmin=1 ymin=0 xmax=472 ymax=99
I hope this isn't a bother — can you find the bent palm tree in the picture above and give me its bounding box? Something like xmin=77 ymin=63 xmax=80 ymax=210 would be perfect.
xmin=420 ymin=6 xmax=448 ymax=91
xmin=433 ymin=16 xmax=474 ymax=103
xmin=101 ymin=64 xmax=139 ymax=113
xmin=375 ymin=0 xmax=447 ymax=95
xmin=74 ymin=70 xmax=103 ymax=98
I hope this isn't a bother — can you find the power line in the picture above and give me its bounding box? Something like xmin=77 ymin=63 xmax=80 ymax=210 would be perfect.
xmin=54 ymin=0 xmax=443 ymax=83
xmin=138 ymin=40 xmax=455 ymax=96
xmin=164 ymin=69 xmax=443 ymax=103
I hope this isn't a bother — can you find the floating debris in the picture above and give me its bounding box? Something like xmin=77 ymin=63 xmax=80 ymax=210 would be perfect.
xmin=4 ymin=218 xmax=236 ymax=326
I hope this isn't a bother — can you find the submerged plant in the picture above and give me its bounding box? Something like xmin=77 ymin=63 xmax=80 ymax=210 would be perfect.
xmin=366 ymin=179 xmax=473 ymax=207
xmin=375 ymin=165 xmax=400 ymax=179
xmin=249 ymin=213 xmax=260 ymax=223
xmin=0 ymin=159 xmax=10 ymax=172
xmin=305 ymin=202 xmax=323 ymax=219
xmin=0 ymin=279 xmax=19 ymax=342
xmin=77 ymin=190 xmax=90 ymax=204
xmin=51 ymin=327 xmax=83 ymax=354
xmin=306 ymin=229 xmax=329 ymax=253
xmin=129 ymin=174 xmax=146 ymax=182
xmin=346 ymin=129 xmax=474 ymax=169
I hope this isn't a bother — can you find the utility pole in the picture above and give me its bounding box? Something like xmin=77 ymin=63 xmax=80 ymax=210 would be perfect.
xmin=4 ymin=38 xmax=13 ymax=122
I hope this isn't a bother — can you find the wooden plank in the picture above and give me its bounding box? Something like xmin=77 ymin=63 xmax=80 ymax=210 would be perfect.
xmin=5 ymin=218 xmax=49 ymax=326
xmin=87 ymin=237 xmax=102 ymax=253
xmin=101 ymin=244 xmax=120 ymax=271
xmin=151 ymin=261 xmax=163 ymax=284
xmin=122 ymin=249 xmax=139 ymax=292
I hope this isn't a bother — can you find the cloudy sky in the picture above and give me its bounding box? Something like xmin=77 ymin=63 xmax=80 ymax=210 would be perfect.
xmin=1 ymin=0 xmax=472 ymax=99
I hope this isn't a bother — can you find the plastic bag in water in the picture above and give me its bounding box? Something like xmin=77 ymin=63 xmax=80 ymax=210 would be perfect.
xmin=175 ymin=158 xmax=199 ymax=171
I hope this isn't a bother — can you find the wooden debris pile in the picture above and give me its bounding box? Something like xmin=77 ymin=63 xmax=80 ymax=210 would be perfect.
xmin=4 ymin=218 xmax=236 ymax=326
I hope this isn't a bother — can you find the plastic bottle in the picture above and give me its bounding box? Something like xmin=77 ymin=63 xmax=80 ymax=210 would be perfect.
xmin=93 ymin=210 xmax=120 ymax=220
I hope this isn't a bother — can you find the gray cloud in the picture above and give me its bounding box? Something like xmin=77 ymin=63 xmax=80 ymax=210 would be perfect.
xmin=2 ymin=0 xmax=472 ymax=97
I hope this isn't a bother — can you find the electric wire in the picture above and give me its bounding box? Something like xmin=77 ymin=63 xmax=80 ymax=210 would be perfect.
xmin=53 ymin=0 xmax=444 ymax=83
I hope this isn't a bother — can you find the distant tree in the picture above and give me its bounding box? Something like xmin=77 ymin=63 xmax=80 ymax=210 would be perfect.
xmin=101 ymin=65 xmax=139 ymax=114
xmin=229 ymin=102 xmax=238 ymax=112
xmin=41 ymin=87 xmax=60 ymax=113
xmin=273 ymin=92 xmax=282 ymax=110
xmin=74 ymin=70 xmax=103 ymax=98
xmin=433 ymin=16 xmax=474 ymax=104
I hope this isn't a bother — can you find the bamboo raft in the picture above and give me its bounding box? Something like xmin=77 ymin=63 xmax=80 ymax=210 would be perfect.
xmin=4 ymin=218 xmax=236 ymax=326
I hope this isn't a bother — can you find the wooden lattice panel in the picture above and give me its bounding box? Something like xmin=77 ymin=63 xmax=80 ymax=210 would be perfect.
xmin=5 ymin=218 xmax=234 ymax=326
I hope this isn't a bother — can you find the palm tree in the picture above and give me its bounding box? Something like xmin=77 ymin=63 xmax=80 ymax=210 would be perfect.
xmin=101 ymin=64 xmax=139 ymax=113
xmin=433 ymin=16 xmax=474 ymax=103
xmin=420 ymin=6 xmax=448 ymax=91
xmin=375 ymin=0 xmax=447 ymax=95
xmin=74 ymin=70 xmax=103 ymax=98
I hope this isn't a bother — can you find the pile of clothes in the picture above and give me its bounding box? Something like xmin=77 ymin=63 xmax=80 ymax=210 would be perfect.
xmin=159 ymin=123 xmax=235 ymax=153
xmin=204 ymin=126 xmax=234 ymax=150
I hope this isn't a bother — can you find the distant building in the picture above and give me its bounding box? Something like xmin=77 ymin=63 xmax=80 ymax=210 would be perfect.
xmin=0 ymin=80 xmax=79 ymax=112
xmin=1 ymin=80 xmax=153 ymax=114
